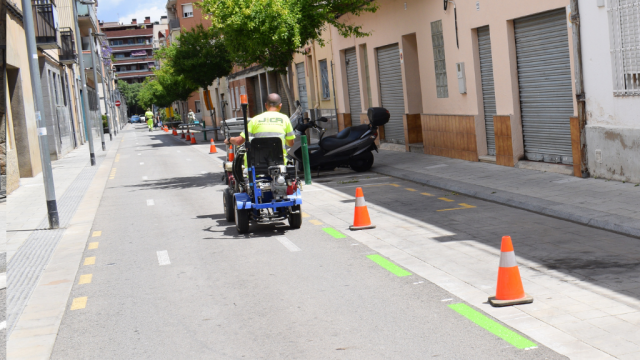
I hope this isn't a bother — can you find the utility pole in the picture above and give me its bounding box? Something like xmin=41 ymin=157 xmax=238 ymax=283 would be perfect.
xmin=72 ymin=0 xmax=96 ymax=165
xmin=94 ymin=32 xmax=113 ymax=141
xmin=21 ymin=0 xmax=59 ymax=228
xmin=89 ymin=28 xmax=106 ymax=150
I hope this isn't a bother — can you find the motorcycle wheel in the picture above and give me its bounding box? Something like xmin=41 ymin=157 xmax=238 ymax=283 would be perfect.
xmin=288 ymin=205 xmax=302 ymax=229
xmin=223 ymin=188 xmax=235 ymax=222
xmin=349 ymin=151 xmax=374 ymax=172
xmin=234 ymin=199 xmax=250 ymax=234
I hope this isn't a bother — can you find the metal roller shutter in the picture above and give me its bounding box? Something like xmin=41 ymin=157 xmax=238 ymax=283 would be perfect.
xmin=376 ymin=44 xmax=406 ymax=144
xmin=477 ymin=26 xmax=497 ymax=156
xmin=514 ymin=9 xmax=574 ymax=164
xmin=345 ymin=48 xmax=362 ymax=115
xmin=295 ymin=62 xmax=308 ymax=113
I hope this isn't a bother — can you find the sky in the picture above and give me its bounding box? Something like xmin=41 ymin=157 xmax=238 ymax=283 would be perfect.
xmin=97 ymin=0 xmax=168 ymax=25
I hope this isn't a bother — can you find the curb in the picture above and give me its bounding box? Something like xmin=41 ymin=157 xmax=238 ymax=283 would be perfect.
xmin=373 ymin=165 xmax=640 ymax=239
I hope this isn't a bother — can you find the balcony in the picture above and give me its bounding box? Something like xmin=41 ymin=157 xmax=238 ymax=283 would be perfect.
xmin=59 ymin=27 xmax=76 ymax=64
xmin=169 ymin=19 xmax=180 ymax=30
xmin=76 ymin=1 xmax=98 ymax=31
xmin=33 ymin=0 xmax=60 ymax=50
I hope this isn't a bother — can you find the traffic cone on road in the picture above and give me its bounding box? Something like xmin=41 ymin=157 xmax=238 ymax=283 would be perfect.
xmin=186 ymin=132 xmax=191 ymax=141
xmin=190 ymin=135 xmax=197 ymax=144
xmin=173 ymin=128 xmax=177 ymax=136
xmin=488 ymin=236 xmax=533 ymax=307
xmin=349 ymin=187 xmax=375 ymax=230
xmin=228 ymin=145 xmax=234 ymax=161
xmin=181 ymin=130 xmax=185 ymax=139
xmin=209 ymin=139 xmax=217 ymax=153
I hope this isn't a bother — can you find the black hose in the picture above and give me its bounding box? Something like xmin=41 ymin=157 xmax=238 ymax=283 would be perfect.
xmin=232 ymin=151 xmax=245 ymax=188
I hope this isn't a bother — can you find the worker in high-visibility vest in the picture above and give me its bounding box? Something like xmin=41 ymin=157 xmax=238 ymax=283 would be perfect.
xmin=145 ymin=108 xmax=154 ymax=132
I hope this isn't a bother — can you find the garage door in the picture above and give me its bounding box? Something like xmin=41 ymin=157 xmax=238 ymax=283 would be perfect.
xmin=345 ymin=48 xmax=362 ymax=116
xmin=376 ymin=44 xmax=406 ymax=144
xmin=515 ymin=9 xmax=574 ymax=164
xmin=477 ymin=26 xmax=497 ymax=156
xmin=295 ymin=62 xmax=308 ymax=113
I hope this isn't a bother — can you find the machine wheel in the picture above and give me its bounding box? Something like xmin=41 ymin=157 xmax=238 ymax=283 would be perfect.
xmin=288 ymin=205 xmax=302 ymax=229
xmin=223 ymin=188 xmax=235 ymax=222
xmin=234 ymin=199 xmax=250 ymax=234
xmin=349 ymin=151 xmax=374 ymax=172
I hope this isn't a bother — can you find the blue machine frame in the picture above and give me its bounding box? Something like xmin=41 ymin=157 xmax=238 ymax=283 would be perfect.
xmin=234 ymin=166 xmax=303 ymax=211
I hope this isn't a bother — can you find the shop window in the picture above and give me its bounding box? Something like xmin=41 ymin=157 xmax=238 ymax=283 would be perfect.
xmin=608 ymin=0 xmax=640 ymax=95
xmin=319 ymin=59 xmax=330 ymax=99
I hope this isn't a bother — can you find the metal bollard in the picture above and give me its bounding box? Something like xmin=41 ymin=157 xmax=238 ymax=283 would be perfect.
xmin=301 ymin=135 xmax=312 ymax=185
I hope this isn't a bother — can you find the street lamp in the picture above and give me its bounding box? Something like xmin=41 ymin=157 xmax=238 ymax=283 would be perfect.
xmin=72 ymin=0 xmax=98 ymax=164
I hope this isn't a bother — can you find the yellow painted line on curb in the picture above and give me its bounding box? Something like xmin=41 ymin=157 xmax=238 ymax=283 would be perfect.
xmin=405 ymin=188 xmax=417 ymax=192
xmin=389 ymin=184 xmax=401 ymax=187
xmin=309 ymin=219 xmax=323 ymax=225
xmin=92 ymin=231 xmax=102 ymax=237
xmin=437 ymin=203 xmax=477 ymax=212
xmin=78 ymin=274 xmax=93 ymax=285
xmin=70 ymin=297 xmax=87 ymax=310
xmin=438 ymin=197 xmax=454 ymax=202
xmin=88 ymin=242 xmax=99 ymax=250
xmin=83 ymin=257 xmax=95 ymax=265
xmin=109 ymin=168 xmax=116 ymax=179
xmin=421 ymin=192 xmax=434 ymax=196
xmin=115 ymin=154 xmax=120 ymax=162
xmin=301 ymin=212 xmax=310 ymax=218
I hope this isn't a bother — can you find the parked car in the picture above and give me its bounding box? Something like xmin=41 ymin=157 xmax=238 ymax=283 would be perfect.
xmin=130 ymin=115 xmax=141 ymax=123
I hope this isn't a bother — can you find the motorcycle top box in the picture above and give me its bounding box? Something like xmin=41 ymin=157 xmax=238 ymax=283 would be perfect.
xmin=367 ymin=107 xmax=391 ymax=126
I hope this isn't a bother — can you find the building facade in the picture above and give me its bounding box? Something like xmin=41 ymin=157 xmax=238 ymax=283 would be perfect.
xmin=102 ymin=18 xmax=156 ymax=84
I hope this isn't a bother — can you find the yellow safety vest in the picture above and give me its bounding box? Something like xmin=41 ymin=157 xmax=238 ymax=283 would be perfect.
xmin=240 ymin=111 xmax=295 ymax=165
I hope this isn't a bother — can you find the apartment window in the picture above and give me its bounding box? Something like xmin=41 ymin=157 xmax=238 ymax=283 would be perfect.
xmin=114 ymin=53 xmax=125 ymax=58
xmin=235 ymin=86 xmax=240 ymax=109
xmin=111 ymin=40 xmax=123 ymax=46
xmin=195 ymin=100 xmax=202 ymax=113
xmin=230 ymin=87 xmax=236 ymax=110
xmin=431 ymin=20 xmax=449 ymax=98
xmin=319 ymin=59 xmax=330 ymax=99
xmin=183 ymin=4 xmax=194 ymax=18
xmin=608 ymin=0 xmax=640 ymax=95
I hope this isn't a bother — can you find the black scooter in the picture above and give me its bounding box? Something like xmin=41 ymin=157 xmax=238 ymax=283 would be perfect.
xmin=288 ymin=106 xmax=390 ymax=172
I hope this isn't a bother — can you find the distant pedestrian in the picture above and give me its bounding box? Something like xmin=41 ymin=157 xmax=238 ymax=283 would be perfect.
xmin=188 ymin=109 xmax=196 ymax=124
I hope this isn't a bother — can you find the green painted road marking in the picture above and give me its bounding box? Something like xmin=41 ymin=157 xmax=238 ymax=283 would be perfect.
xmin=322 ymin=228 xmax=346 ymax=239
xmin=367 ymin=254 xmax=412 ymax=277
xmin=448 ymin=303 xmax=537 ymax=349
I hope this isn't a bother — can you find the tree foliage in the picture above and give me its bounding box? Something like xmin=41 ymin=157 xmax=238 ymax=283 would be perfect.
xmin=155 ymin=25 xmax=232 ymax=89
xmin=117 ymin=80 xmax=143 ymax=109
xmin=199 ymin=0 xmax=377 ymax=73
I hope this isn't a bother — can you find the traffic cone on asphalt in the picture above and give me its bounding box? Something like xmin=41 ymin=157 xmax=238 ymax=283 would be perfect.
xmin=488 ymin=236 xmax=533 ymax=307
xmin=186 ymin=132 xmax=191 ymax=141
xmin=228 ymin=145 xmax=234 ymax=161
xmin=190 ymin=135 xmax=197 ymax=144
xmin=209 ymin=139 xmax=217 ymax=153
xmin=349 ymin=187 xmax=375 ymax=230
xmin=181 ymin=130 xmax=185 ymax=139
xmin=173 ymin=128 xmax=177 ymax=136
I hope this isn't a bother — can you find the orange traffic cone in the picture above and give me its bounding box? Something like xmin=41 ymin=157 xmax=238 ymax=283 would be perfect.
xmin=349 ymin=187 xmax=375 ymax=230
xmin=228 ymin=145 xmax=234 ymax=161
xmin=190 ymin=135 xmax=197 ymax=144
xmin=173 ymin=129 xmax=177 ymax=136
xmin=488 ymin=236 xmax=533 ymax=307
xmin=209 ymin=139 xmax=217 ymax=153
xmin=164 ymin=126 xmax=168 ymax=132
xmin=181 ymin=130 xmax=185 ymax=139
xmin=186 ymin=132 xmax=191 ymax=141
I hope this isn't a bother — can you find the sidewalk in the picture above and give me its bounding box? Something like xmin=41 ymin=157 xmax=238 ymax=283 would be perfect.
xmin=371 ymin=150 xmax=640 ymax=239
xmin=6 ymin=133 xmax=120 ymax=336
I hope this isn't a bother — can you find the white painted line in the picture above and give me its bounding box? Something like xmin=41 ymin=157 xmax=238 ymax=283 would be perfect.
xmin=186 ymin=158 xmax=192 ymax=161
xmin=0 ymin=321 xmax=6 ymax=330
xmin=142 ymin=176 xmax=148 ymax=180
xmin=0 ymin=272 xmax=6 ymax=290
xmin=156 ymin=250 xmax=171 ymax=266
xmin=426 ymin=164 xmax=448 ymax=169
xmin=277 ymin=237 xmax=301 ymax=252
xmin=413 ymin=281 xmax=424 ymax=285
xmin=138 ymin=153 xmax=141 ymax=155
xmin=140 ymin=162 xmax=144 ymax=165
xmin=177 ymin=150 xmax=181 ymax=153
xmin=441 ymin=298 xmax=453 ymax=302
xmin=201 ymin=171 xmax=206 ymax=174
xmin=147 ymin=199 xmax=155 ymax=206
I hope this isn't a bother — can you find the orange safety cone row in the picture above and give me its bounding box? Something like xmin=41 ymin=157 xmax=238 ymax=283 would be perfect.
xmin=186 ymin=132 xmax=191 ymax=141
xmin=209 ymin=139 xmax=217 ymax=153
xmin=190 ymin=135 xmax=197 ymax=144
xmin=349 ymin=187 xmax=375 ymax=230
xmin=488 ymin=236 xmax=533 ymax=307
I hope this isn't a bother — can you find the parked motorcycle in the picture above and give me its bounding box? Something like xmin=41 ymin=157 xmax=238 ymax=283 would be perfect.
xmin=288 ymin=105 xmax=390 ymax=172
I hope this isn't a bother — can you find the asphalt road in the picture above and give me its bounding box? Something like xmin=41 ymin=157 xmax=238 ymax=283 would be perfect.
xmin=51 ymin=125 xmax=565 ymax=359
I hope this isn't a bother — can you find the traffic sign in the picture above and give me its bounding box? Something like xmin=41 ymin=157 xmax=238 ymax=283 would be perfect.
xmin=115 ymin=100 xmax=121 ymax=107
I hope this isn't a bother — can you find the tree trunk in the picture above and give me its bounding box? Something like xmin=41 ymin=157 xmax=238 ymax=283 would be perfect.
xmin=279 ymin=73 xmax=295 ymax=115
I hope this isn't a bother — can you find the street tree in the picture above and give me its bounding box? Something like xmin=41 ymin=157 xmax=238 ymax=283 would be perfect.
xmin=199 ymin=0 xmax=378 ymax=112
xmin=117 ymin=80 xmax=143 ymax=115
